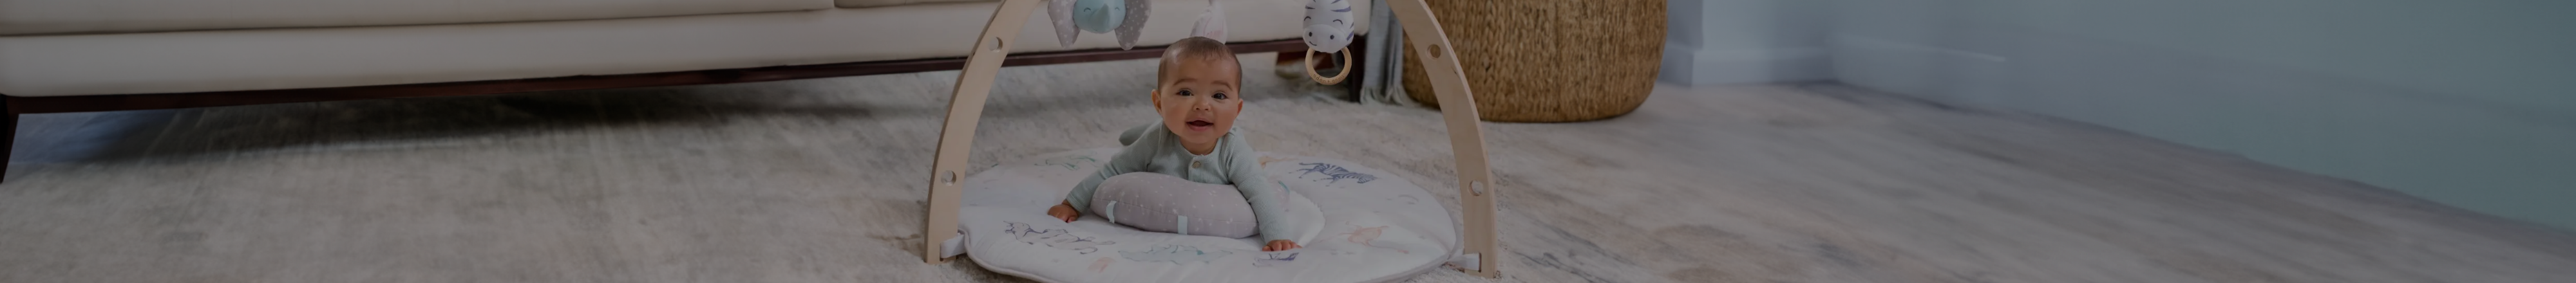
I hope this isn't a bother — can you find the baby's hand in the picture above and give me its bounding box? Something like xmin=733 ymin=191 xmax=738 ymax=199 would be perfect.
xmin=1046 ymin=201 xmax=1081 ymax=223
xmin=1262 ymin=240 xmax=1302 ymax=251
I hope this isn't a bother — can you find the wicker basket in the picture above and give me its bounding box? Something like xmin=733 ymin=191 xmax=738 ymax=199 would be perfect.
xmin=1400 ymin=0 xmax=1663 ymax=122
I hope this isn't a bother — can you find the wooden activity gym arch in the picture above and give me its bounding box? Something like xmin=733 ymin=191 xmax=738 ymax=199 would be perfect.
xmin=918 ymin=0 xmax=1501 ymax=277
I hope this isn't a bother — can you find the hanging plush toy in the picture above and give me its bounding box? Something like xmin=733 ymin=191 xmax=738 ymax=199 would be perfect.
xmin=1048 ymin=0 xmax=1345 ymax=84
xmin=1189 ymin=0 xmax=1227 ymax=42
xmin=1302 ymin=0 xmax=1356 ymax=85
xmin=1049 ymin=0 xmax=1153 ymax=49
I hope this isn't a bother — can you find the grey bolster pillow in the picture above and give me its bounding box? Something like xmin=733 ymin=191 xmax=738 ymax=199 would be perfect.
xmin=1088 ymin=172 xmax=1259 ymax=239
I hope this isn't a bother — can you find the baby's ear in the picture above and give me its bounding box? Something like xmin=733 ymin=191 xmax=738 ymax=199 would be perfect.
xmin=1148 ymin=89 xmax=1160 ymax=108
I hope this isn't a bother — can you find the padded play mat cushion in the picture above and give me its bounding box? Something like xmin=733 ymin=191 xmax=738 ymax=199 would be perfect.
xmin=943 ymin=148 xmax=1458 ymax=283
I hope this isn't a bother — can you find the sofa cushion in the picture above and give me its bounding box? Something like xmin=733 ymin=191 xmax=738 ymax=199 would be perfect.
xmin=0 ymin=0 xmax=834 ymax=35
xmin=837 ymin=0 xmax=992 ymax=9
xmin=0 ymin=0 xmax=1359 ymax=96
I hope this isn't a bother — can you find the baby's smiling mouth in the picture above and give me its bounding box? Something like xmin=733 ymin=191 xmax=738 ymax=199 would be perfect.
xmin=1186 ymin=120 xmax=1214 ymax=127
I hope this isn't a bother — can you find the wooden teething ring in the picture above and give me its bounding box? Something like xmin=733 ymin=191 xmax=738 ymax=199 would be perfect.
xmin=1305 ymin=47 xmax=1354 ymax=85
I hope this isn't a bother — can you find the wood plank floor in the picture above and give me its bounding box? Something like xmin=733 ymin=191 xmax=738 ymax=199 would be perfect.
xmin=1 ymin=57 xmax=2570 ymax=282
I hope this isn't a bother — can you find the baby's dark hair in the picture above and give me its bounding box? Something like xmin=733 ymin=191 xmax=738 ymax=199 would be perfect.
xmin=1157 ymin=37 xmax=1241 ymax=87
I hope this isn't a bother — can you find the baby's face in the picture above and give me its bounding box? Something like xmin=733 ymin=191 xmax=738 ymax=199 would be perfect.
xmin=1152 ymin=59 xmax=1244 ymax=147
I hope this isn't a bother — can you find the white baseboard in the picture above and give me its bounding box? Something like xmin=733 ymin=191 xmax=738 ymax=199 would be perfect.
xmin=1825 ymin=35 xmax=2013 ymax=106
xmin=1656 ymin=43 xmax=1830 ymax=86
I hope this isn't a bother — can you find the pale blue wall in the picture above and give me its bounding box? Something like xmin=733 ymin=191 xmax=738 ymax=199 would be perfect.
xmin=1660 ymin=0 xmax=1831 ymax=86
xmin=1821 ymin=0 xmax=2576 ymax=229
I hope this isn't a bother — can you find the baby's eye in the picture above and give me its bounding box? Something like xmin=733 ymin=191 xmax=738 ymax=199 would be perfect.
xmin=1176 ymin=89 xmax=1193 ymax=96
xmin=1213 ymin=93 xmax=1229 ymax=100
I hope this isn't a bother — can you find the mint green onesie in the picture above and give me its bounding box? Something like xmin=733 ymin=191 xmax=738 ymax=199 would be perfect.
xmin=1065 ymin=122 xmax=1292 ymax=242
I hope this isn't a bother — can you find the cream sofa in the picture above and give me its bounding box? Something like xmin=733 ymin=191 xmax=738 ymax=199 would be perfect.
xmin=0 ymin=0 xmax=1368 ymax=96
xmin=0 ymin=0 xmax=1369 ymax=181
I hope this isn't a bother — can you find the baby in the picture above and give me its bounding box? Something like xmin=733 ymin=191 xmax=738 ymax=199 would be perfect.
xmin=1046 ymin=37 xmax=1301 ymax=251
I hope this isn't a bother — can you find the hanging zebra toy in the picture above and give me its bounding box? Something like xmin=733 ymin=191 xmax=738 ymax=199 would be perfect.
xmin=1302 ymin=0 xmax=1357 ymax=85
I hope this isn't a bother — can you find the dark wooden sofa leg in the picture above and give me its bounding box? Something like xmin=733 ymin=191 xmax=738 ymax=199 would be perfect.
xmin=3 ymin=96 xmax=15 ymax=183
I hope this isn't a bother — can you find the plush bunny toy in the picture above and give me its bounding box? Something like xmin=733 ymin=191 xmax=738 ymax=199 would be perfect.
xmin=1189 ymin=0 xmax=1227 ymax=42
xmin=1302 ymin=0 xmax=1356 ymax=84
xmin=1050 ymin=0 xmax=1153 ymax=49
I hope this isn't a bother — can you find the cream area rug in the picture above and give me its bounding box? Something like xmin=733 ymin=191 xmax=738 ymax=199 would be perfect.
xmin=1 ymin=54 xmax=2570 ymax=282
